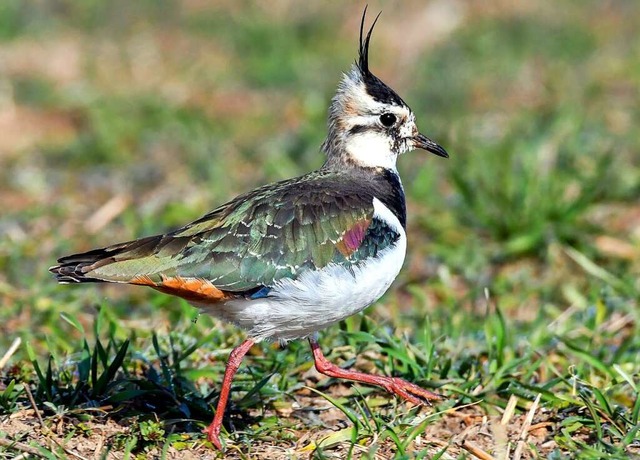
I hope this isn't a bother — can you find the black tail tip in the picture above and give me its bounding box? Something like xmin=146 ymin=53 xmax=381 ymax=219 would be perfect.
xmin=49 ymin=264 xmax=85 ymax=283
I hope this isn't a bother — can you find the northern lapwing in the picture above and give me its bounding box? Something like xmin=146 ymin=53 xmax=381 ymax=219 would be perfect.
xmin=50 ymin=9 xmax=448 ymax=449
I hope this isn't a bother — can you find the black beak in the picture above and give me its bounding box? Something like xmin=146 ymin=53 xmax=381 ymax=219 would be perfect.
xmin=413 ymin=133 xmax=449 ymax=158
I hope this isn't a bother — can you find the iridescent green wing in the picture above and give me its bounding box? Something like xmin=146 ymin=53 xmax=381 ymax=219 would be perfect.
xmin=79 ymin=172 xmax=388 ymax=293
xmin=171 ymin=175 xmax=377 ymax=290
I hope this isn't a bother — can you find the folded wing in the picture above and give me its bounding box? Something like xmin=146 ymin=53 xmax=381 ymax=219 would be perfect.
xmin=51 ymin=172 xmax=390 ymax=300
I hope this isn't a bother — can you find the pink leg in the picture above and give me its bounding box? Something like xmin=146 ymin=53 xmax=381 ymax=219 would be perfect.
xmin=204 ymin=338 xmax=255 ymax=450
xmin=310 ymin=337 xmax=441 ymax=405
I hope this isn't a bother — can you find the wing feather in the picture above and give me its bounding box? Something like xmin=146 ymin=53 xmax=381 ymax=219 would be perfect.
xmin=50 ymin=171 xmax=398 ymax=297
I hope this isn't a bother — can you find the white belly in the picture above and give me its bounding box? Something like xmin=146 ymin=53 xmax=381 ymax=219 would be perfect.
xmin=201 ymin=198 xmax=407 ymax=342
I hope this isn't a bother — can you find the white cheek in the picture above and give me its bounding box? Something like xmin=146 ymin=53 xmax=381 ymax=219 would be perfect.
xmin=344 ymin=132 xmax=398 ymax=170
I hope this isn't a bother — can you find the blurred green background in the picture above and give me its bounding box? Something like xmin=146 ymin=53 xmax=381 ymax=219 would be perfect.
xmin=1 ymin=0 xmax=637 ymax=341
xmin=0 ymin=0 xmax=639 ymax=457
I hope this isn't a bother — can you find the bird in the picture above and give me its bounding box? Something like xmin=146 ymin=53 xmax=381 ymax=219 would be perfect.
xmin=50 ymin=8 xmax=448 ymax=450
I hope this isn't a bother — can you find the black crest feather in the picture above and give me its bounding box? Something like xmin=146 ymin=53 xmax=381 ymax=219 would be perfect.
xmin=356 ymin=8 xmax=405 ymax=106
xmin=358 ymin=6 xmax=382 ymax=77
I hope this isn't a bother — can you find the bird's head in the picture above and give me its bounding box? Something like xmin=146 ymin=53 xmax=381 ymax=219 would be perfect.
xmin=322 ymin=10 xmax=448 ymax=170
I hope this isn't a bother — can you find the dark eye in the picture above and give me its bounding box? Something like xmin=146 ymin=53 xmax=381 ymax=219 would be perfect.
xmin=379 ymin=113 xmax=397 ymax=127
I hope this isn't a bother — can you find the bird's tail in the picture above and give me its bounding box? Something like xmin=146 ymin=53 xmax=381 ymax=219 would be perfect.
xmin=49 ymin=235 xmax=162 ymax=284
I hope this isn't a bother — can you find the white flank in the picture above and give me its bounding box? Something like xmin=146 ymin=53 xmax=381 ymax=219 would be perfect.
xmin=202 ymin=198 xmax=407 ymax=341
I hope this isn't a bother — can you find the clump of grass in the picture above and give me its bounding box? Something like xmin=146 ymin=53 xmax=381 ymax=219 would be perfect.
xmin=450 ymin=111 xmax=615 ymax=258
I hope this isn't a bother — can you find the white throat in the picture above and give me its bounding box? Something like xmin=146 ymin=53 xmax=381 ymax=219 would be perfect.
xmin=345 ymin=132 xmax=398 ymax=170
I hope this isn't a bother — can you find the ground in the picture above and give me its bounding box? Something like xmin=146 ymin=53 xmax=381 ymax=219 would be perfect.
xmin=1 ymin=1 xmax=639 ymax=459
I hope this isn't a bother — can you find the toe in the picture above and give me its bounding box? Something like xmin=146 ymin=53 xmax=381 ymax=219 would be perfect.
xmin=203 ymin=426 xmax=223 ymax=450
xmin=388 ymin=378 xmax=442 ymax=405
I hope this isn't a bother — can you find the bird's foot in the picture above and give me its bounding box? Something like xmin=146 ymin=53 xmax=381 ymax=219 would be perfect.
xmin=378 ymin=376 xmax=442 ymax=405
xmin=309 ymin=338 xmax=443 ymax=407
xmin=203 ymin=422 xmax=222 ymax=450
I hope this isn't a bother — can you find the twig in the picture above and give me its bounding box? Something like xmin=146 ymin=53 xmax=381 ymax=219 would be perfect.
xmin=513 ymin=393 xmax=541 ymax=460
xmin=22 ymin=384 xmax=45 ymax=430
xmin=0 ymin=438 xmax=45 ymax=458
xmin=528 ymin=421 xmax=553 ymax=433
xmin=22 ymin=385 xmax=89 ymax=460
xmin=461 ymin=440 xmax=496 ymax=460
xmin=84 ymin=194 xmax=130 ymax=234
xmin=0 ymin=337 xmax=21 ymax=370
xmin=500 ymin=394 xmax=518 ymax=425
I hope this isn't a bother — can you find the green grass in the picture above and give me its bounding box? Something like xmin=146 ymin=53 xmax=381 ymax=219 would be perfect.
xmin=1 ymin=2 xmax=639 ymax=459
